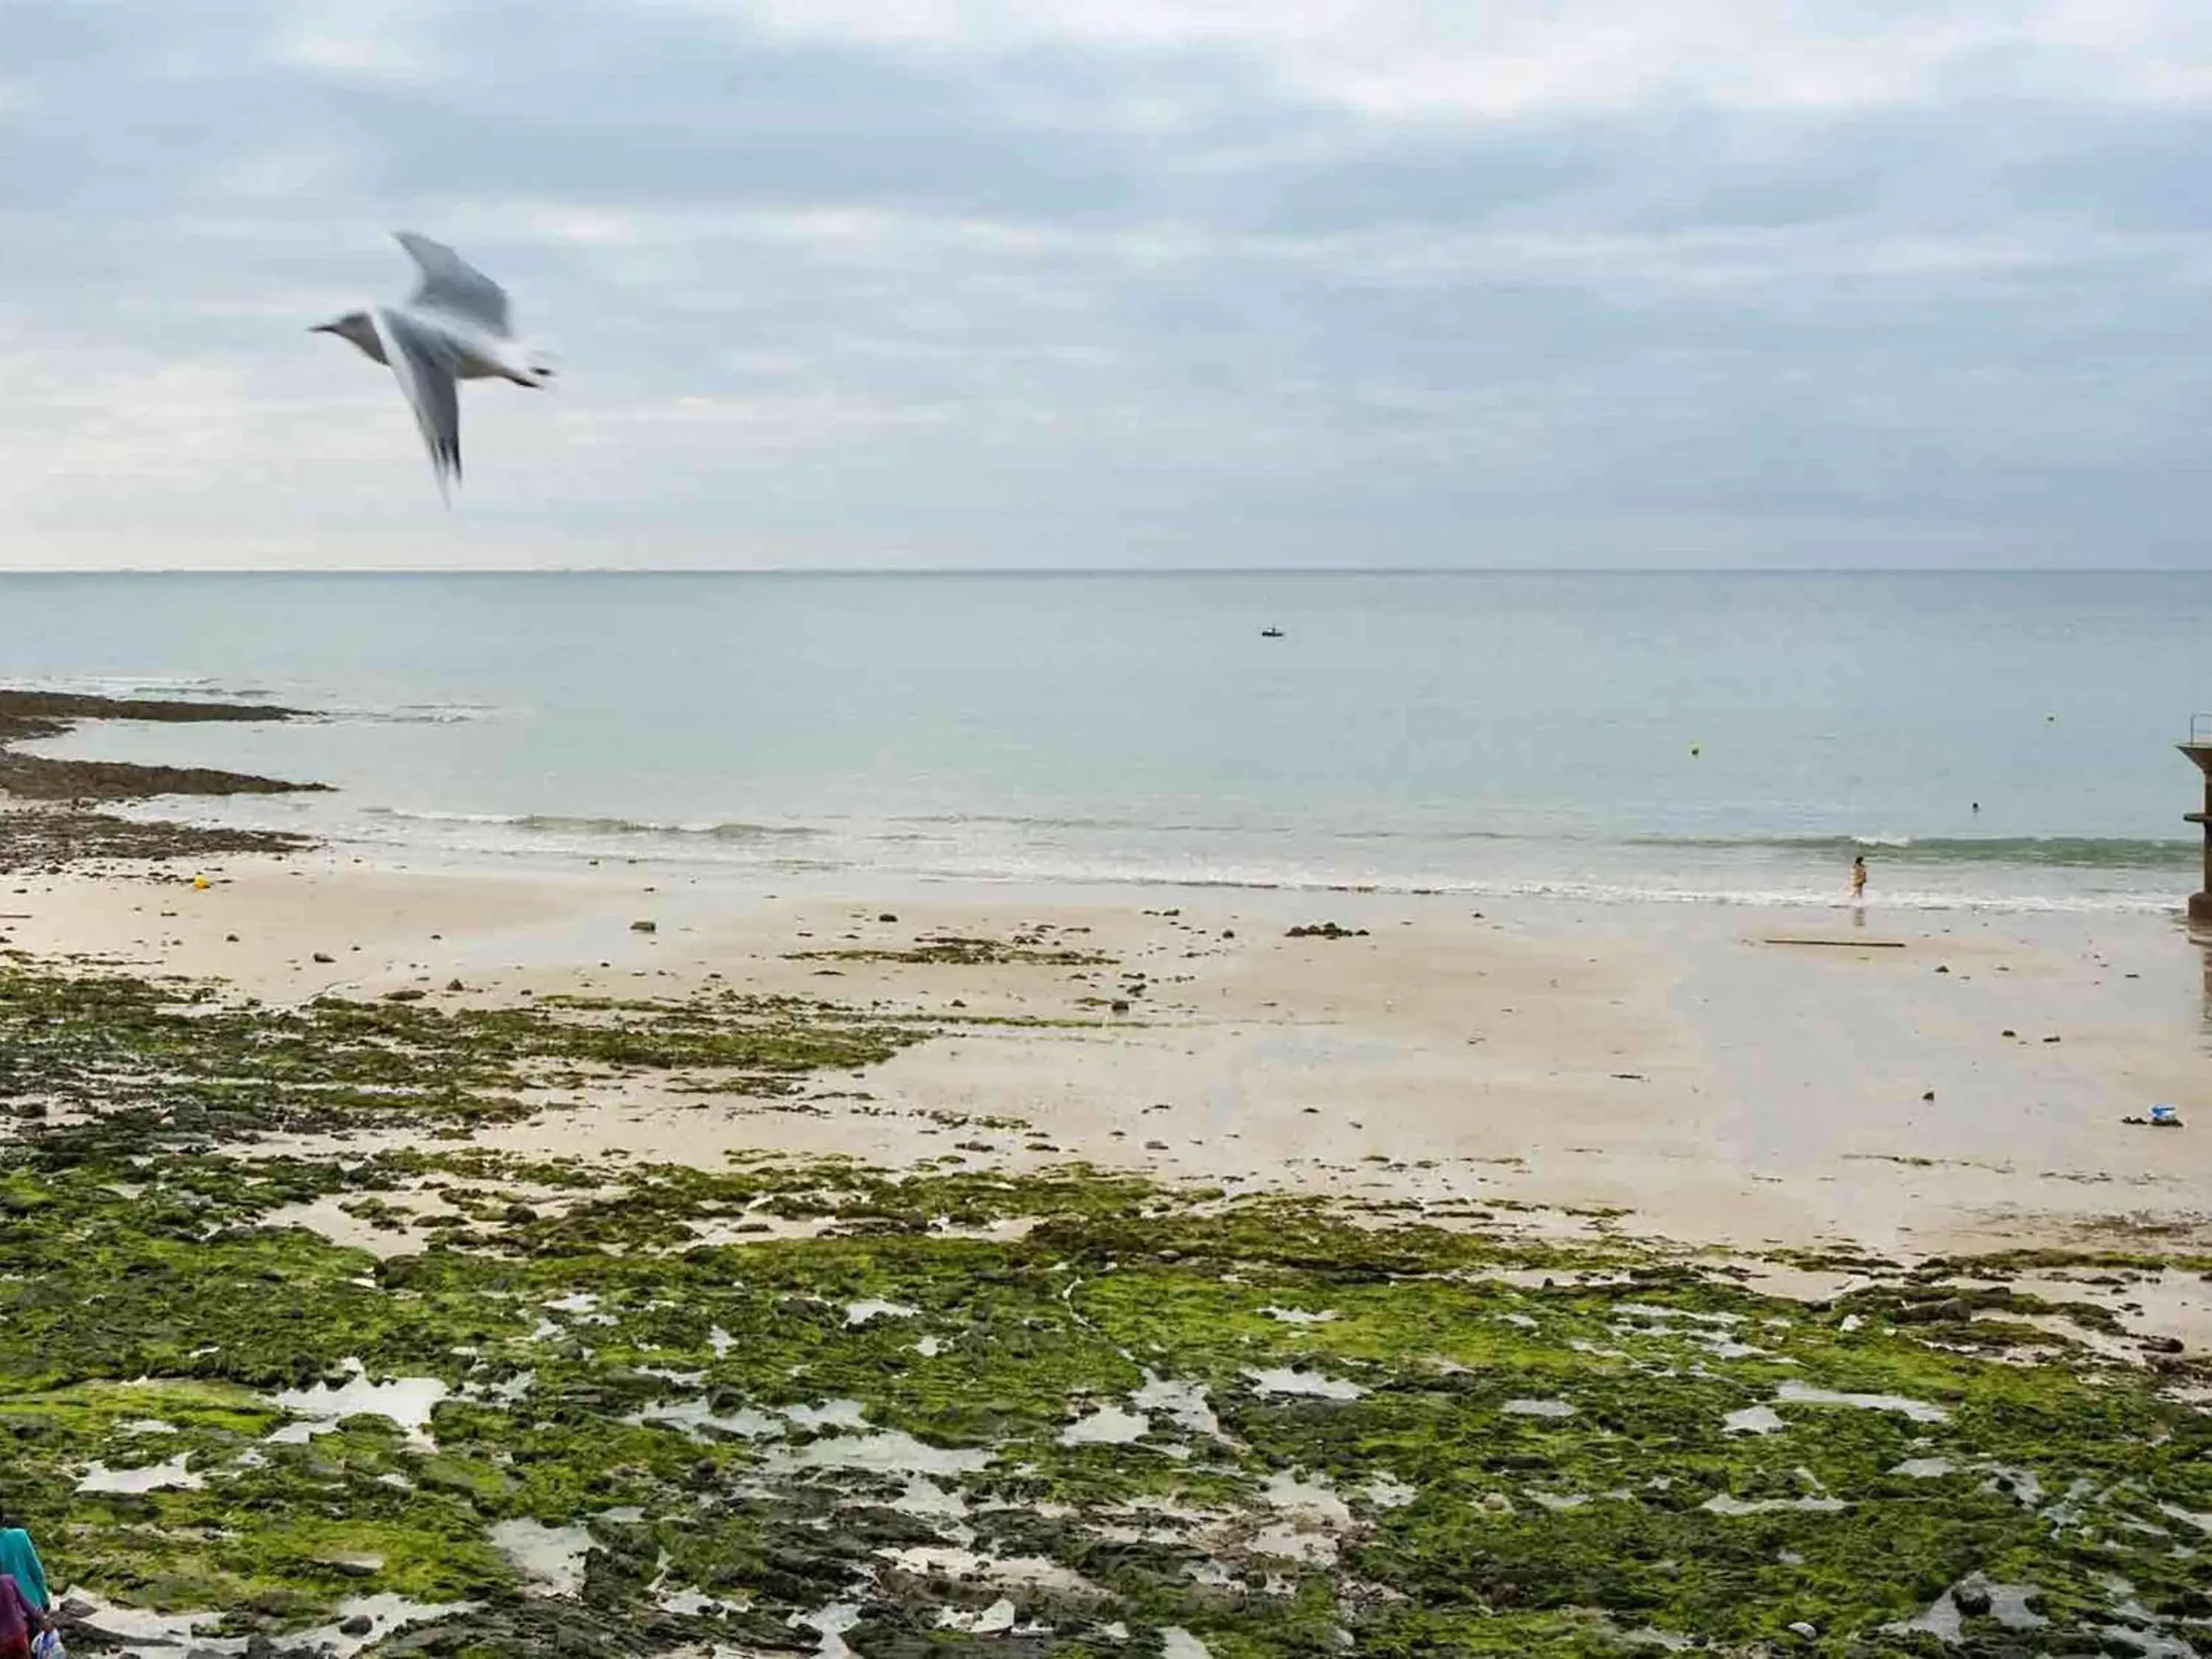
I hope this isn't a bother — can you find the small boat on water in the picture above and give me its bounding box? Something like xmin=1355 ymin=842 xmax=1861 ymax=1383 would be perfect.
xmin=1260 ymin=627 xmax=1284 ymax=639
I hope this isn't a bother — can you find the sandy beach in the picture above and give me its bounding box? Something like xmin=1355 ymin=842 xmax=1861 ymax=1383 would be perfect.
xmin=9 ymin=845 xmax=2206 ymax=1261
xmin=6 ymin=700 xmax=2212 ymax=1655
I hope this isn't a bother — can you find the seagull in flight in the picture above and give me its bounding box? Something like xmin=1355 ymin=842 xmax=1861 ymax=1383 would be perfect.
xmin=312 ymin=233 xmax=553 ymax=496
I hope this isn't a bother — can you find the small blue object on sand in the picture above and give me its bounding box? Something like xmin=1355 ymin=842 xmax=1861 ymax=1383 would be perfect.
xmin=2148 ymin=1104 xmax=2180 ymax=1126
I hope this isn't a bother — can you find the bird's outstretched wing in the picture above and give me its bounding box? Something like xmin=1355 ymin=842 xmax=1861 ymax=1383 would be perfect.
xmin=372 ymin=308 xmax=464 ymax=498
xmin=394 ymin=232 xmax=512 ymax=336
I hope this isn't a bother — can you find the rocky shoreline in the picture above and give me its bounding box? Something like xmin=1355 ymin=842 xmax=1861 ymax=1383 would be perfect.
xmin=1 ymin=692 xmax=2208 ymax=1655
xmin=0 ymin=945 xmax=2207 ymax=1658
xmin=0 ymin=689 xmax=320 ymax=872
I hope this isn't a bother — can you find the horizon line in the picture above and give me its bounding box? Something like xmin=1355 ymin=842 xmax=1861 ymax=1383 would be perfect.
xmin=3 ymin=564 xmax=2210 ymax=577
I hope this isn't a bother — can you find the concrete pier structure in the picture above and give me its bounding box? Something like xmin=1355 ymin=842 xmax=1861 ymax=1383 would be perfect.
xmin=2184 ymin=720 xmax=2212 ymax=925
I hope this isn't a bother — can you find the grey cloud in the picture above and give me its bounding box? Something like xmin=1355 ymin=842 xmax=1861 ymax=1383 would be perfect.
xmin=1 ymin=0 xmax=2211 ymax=566
xmin=2003 ymin=106 xmax=2212 ymax=230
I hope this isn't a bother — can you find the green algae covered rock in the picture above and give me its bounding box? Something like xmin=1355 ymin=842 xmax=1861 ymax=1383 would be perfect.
xmin=0 ymin=958 xmax=2205 ymax=1655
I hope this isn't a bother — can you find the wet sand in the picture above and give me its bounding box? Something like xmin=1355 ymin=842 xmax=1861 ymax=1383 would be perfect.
xmin=7 ymin=846 xmax=2207 ymax=1262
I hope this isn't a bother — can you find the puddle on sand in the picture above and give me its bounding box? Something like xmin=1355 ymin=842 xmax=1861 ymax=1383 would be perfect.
xmin=2157 ymin=1500 xmax=2212 ymax=1534
xmin=771 ymin=1427 xmax=995 ymax=1478
xmin=891 ymin=1475 xmax=970 ymax=1520
xmin=1243 ymin=1366 xmax=1367 ymax=1401
xmin=1891 ymin=1576 xmax=2046 ymax=1641
xmin=1363 ymin=1474 xmax=1416 ymax=1509
xmin=465 ymin=1368 xmax=535 ymax=1405
xmin=55 ymin=1592 xmax=227 ymax=1652
xmin=1501 ymin=1397 xmax=1574 ymax=1418
xmin=846 ymin=1298 xmax=919 ymax=1326
xmin=490 ymin=1517 xmax=591 ymax=1596
xmin=1263 ymin=1470 xmax=1354 ymax=1528
xmin=1892 ymin=1457 xmax=1956 ymax=1478
xmin=795 ymin=1601 xmax=863 ymax=1659
xmin=1619 ymin=1624 xmax=1700 ymax=1651
xmin=680 ymin=1212 xmax=841 ymax=1247
xmin=1775 ymin=1380 xmax=1949 ymax=1423
xmin=1616 ymin=1302 xmax=1743 ymax=1326
xmin=1060 ymin=1402 xmax=1151 ymax=1446
xmin=1723 ymin=1405 xmax=1787 ymax=1436
xmin=937 ymin=1598 xmax=1020 ymax=1633
xmin=1251 ymin=1470 xmax=1354 ymax=1565
xmin=77 ymin=1453 xmax=204 ymax=1494
xmin=1135 ymin=1371 xmax=1226 ymax=1439
xmin=1700 ymin=1336 xmax=1770 ymax=1360
xmin=627 ymin=1397 xmax=783 ymax=1440
xmin=261 ymin=1195 xmax=442 ymax=1259
xmin=1702 ymin=1494 xmax=1848 ymax=1515
xmin=879 ymin=1544 xmax=1094 ymax=1595
xmin=1986 ymin=1464 xmax=2044 ymax=1508
xmin=283 ymin=1595 xmax=478 ymax=1658
xmin=785 ymin=1398 xmax=871 ymax=1430
xmin=1980 ymin=1586 xmax=2048 ymax=1631
xmin=271 ymin=1363 xmax=448 ymax=1445
xmin=1250 ymin=1521 xmax=1338 ymax=1564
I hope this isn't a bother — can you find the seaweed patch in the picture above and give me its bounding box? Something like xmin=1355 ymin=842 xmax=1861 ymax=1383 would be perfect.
xmin=0 ymin=956 xmax=2206 ymax=1655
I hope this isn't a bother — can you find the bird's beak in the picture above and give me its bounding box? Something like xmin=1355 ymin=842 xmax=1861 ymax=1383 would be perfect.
xmin=308 ymin=323 xmax=335 ymax=335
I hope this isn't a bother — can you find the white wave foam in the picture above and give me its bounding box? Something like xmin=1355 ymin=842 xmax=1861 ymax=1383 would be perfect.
xmin=909 ymin=867 xmax=2177 ymax=916
xmin=360 ymin=807 xmax=529 ymax=827
xmin=302 ymin=703 xmax=501 ymax=726
xmin=0 ymin=674 xmax=496 ymax=726
xmin=315 ymin=807 xmax=2184 ymax=916
xmin=361 ymin=807 xmax=817 ymax=841
xmin=0 ymin=673 xmax=271 ymax=701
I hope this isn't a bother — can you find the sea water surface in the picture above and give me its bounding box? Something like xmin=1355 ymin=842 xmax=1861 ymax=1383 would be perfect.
xmin=3 ymin=570 xmax=2208 ymax=912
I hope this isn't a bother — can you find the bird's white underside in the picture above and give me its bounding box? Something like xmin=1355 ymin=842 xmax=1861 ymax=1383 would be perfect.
xmin=323 ymin=233 xmax=549 ymax=498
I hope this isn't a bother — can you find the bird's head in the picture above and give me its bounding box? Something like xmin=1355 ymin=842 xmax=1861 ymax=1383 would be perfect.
xmin=310 ymin=310 xmax=385 ymax=363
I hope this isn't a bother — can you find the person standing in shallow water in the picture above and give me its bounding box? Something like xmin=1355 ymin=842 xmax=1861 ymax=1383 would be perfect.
xmin=1851 ymin=855 xmax=1868 ymax=905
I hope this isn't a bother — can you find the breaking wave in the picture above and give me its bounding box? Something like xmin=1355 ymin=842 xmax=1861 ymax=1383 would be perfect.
xmin=361 ymin=807 xmax=819 ymax=842
xmin=1631 ymin=834 xmax=2197 ymax=871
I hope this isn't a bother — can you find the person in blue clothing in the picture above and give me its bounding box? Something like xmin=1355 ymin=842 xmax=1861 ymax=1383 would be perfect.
xmin=0 ymin=1528 xmax=46 ymax=1616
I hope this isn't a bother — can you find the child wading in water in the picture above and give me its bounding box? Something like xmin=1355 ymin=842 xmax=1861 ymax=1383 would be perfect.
xmin=1850 ymin=855 xmax=1868 ymax=904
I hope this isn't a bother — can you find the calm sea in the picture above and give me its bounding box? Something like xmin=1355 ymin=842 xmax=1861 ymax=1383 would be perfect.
xmin=4 ymin=571 xmax=2208 ymax=913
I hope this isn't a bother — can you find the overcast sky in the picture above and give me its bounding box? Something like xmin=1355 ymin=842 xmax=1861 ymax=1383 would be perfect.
xmin=2 ymin=1 xmax=2211 ymax=569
